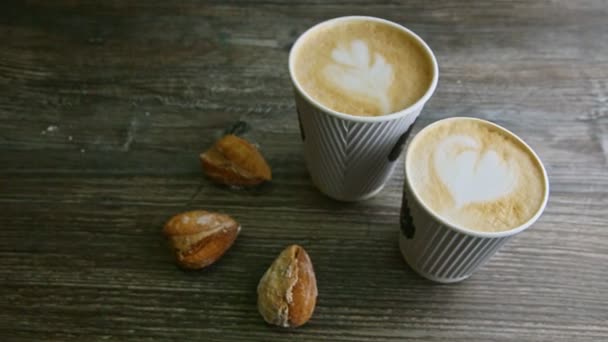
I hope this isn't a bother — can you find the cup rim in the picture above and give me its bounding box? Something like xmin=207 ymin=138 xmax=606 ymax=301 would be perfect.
xmin=288 ymin=16 xmax=439 ymax=123
xmin=403 ymin=117 xmax=550 ymax=238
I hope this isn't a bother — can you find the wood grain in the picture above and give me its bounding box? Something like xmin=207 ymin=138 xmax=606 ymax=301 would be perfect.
xmin=1 ymin=1 xmax=607 ymax=341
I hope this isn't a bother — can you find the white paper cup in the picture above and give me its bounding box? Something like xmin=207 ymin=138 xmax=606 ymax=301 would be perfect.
xmin=289 ymin=16 xmax=439 ymax=201
xmin=399 ymin=117 xmax=550 ymax=283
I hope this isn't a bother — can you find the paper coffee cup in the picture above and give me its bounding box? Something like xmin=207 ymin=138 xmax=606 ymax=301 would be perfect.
xmin=399 ymin=117 xmax=550 ymax=283
xmin=289 ymin=16 xmax=439 ymax=201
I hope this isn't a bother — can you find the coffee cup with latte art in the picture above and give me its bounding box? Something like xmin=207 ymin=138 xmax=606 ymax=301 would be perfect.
xmin=399 ymin=117 xmax=549 ymax=283
xmin=289 ymin=16 xmax=438 ymax=201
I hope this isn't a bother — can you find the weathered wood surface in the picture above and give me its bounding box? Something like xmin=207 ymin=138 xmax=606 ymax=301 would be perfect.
xmin=1 ymin=1 xmax=607 ymax=341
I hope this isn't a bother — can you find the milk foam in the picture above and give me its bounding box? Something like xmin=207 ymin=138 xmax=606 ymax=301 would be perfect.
xmin=292 ymin=19 xmax=434 ymax=117
xmin=434 ymin=135 xmax=518 ymax=208
xmin=407 ymin=119 xmax=546 ymax=232
xmin=324 ymin=40 xmax=393 ymax=114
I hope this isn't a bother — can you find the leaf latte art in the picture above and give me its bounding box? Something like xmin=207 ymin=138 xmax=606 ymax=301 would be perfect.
xmin=324 ymin=40 xmax=393 ymax=114
xmin=292 ymin=19 xmax=434 ymax=116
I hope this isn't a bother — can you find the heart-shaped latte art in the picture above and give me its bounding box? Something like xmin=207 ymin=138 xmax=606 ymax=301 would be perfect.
xmin=433 ymin=135 xmax=518 ymax=208
xmin=323 ymin=39 xmax=394 ymax=114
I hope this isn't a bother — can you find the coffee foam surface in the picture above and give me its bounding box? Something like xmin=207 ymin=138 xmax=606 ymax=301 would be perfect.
xmin=293 ymin=19 xmax=434 ymax=117
xmin=407 ymin=119 xmax=546 ymax=232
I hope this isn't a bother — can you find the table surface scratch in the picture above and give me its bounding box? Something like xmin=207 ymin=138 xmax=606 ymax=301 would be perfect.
xmin=1 ymin=1 xmax=607 ymax=341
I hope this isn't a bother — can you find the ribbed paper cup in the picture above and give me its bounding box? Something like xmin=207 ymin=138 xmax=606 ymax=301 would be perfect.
xmin=289 ymin=16 xmax=439 ymax=201
xmin=399 ymin=117 xmax=550 ymax=283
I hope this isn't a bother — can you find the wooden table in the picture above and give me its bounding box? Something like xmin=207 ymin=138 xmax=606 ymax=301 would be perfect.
xmin=2 ymin=1 xmax=607 ymax=341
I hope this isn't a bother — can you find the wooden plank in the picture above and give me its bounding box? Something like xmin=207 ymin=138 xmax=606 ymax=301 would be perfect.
xmin=1 ymin=0 xmax=607 ymax=341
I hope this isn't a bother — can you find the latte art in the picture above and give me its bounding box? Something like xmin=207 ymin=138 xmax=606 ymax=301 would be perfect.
xmin=407 ymin=119 xmax=546 ymax=232
xmin=324 ymin=40 xmax=393 ymax=114
xmin=433 ymin=135 xmax=518 ymax=208
xmin=292 ymin=19 xmax=434 ymax=116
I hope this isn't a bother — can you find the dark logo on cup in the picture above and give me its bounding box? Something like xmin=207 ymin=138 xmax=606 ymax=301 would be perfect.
xmin=297 ymin=108 xmax=306 ymax=141
xmin=388 ymin=126 xmax=413 ymax=162
xmin=400 ymin=197 xmax=415 ymax=239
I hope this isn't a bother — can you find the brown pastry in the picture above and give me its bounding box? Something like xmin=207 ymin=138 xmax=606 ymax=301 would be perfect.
xmin=257 ymin=245 xmax=317 ymax=328
xmin=163 ymin=210 xmax=240 ymax=269
xmin=200 ymin=134 xmax=271 ymax=186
